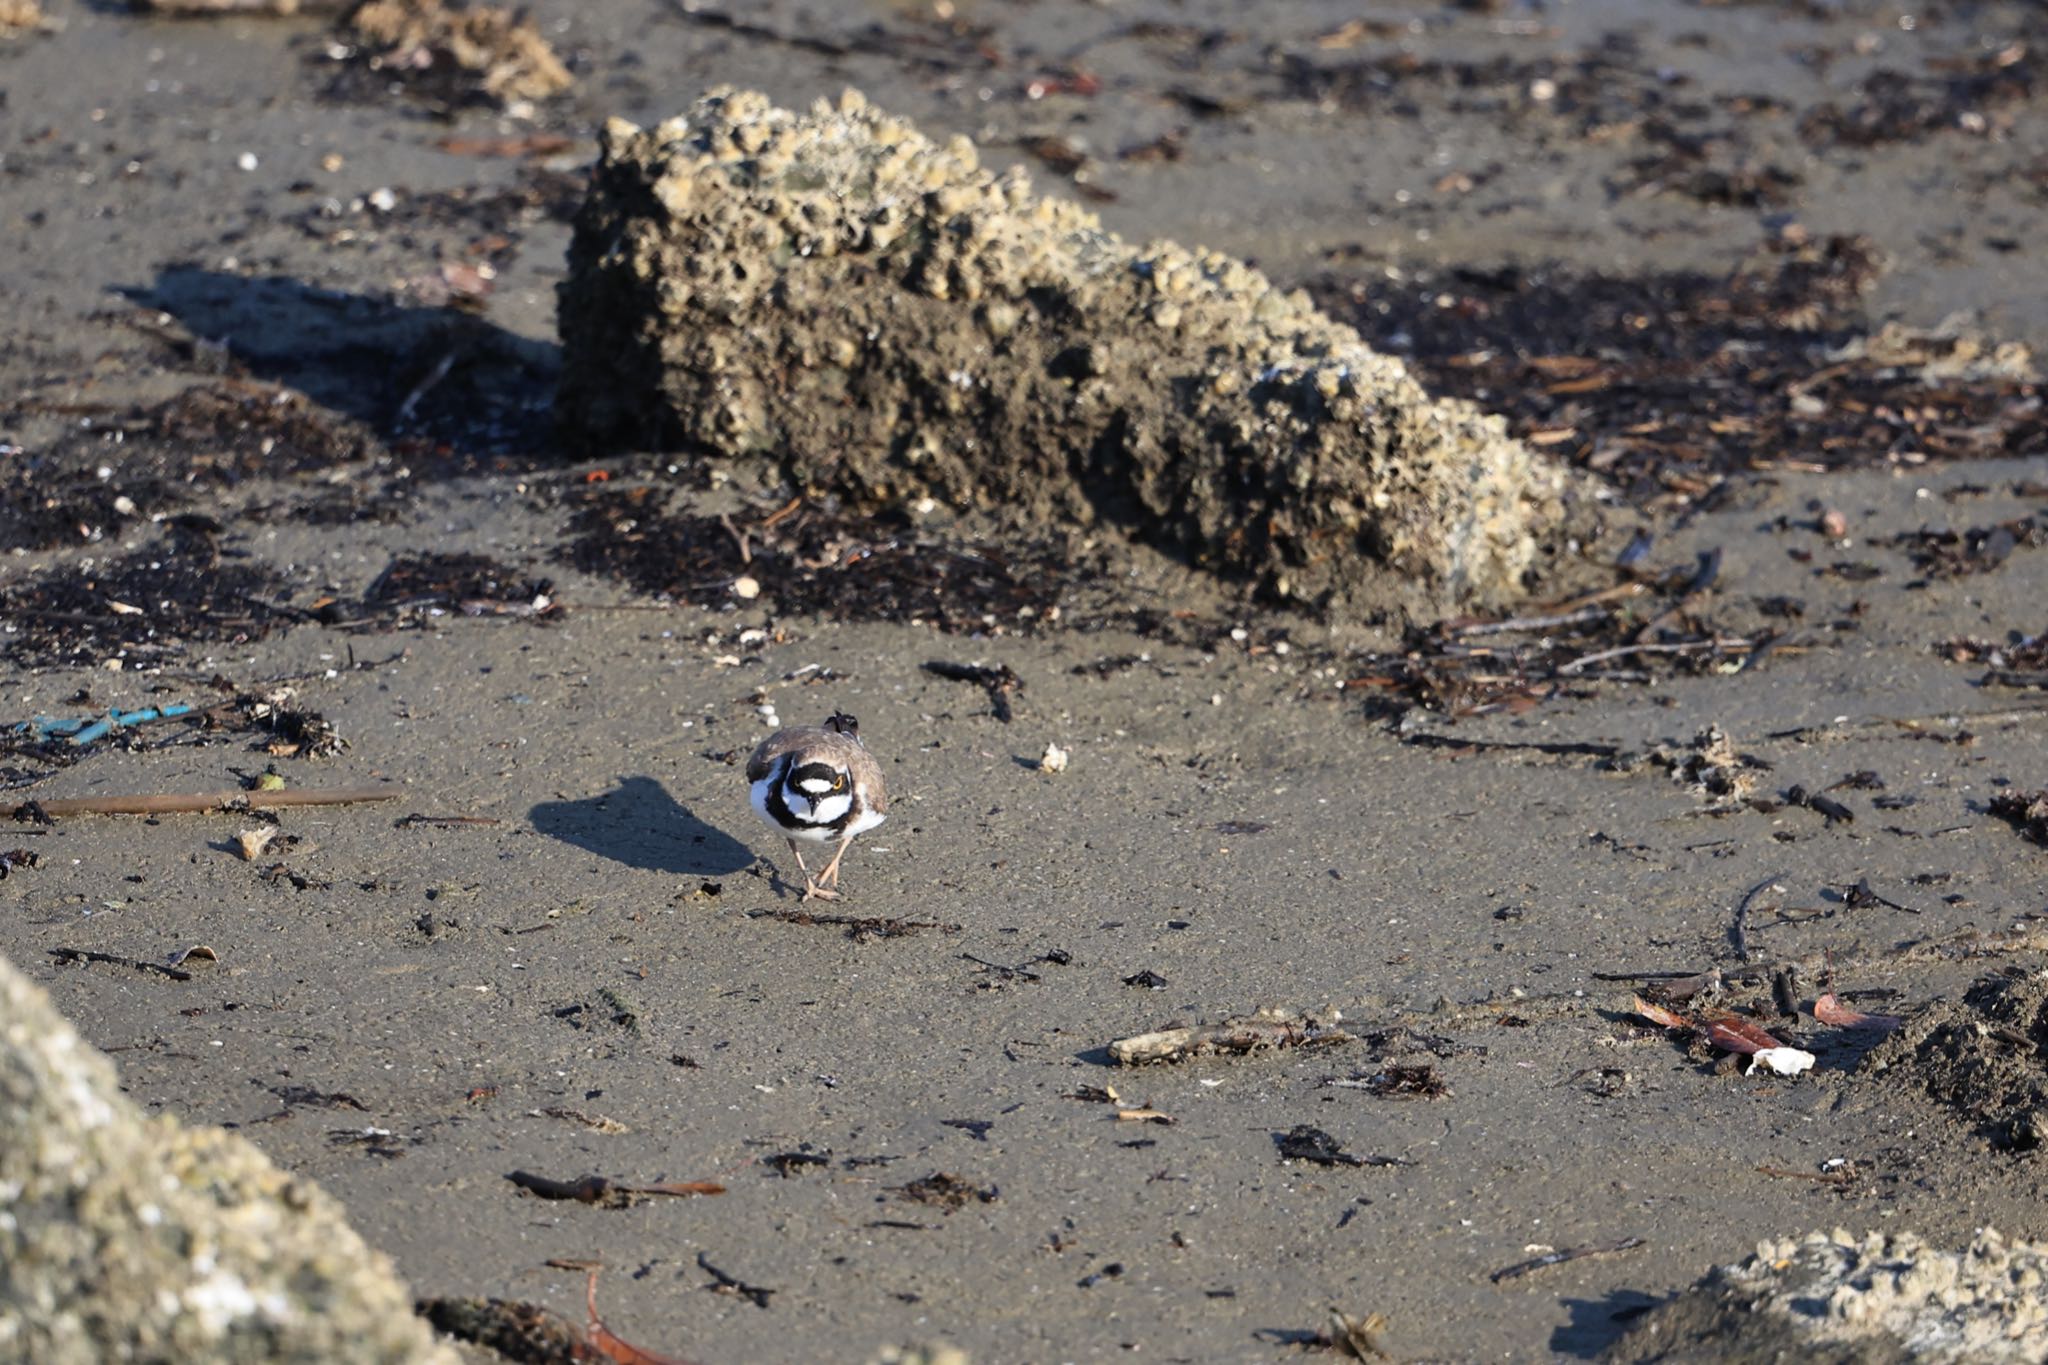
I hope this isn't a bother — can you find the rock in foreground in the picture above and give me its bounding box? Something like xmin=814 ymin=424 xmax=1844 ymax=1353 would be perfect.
xmin=0 ymin=953 xmax=452 ymax=1364
xmin=1606 ymin=1228 xmax=2048 ymax=1364
xmin=557 ymin=88 xmax=1572 ymax=621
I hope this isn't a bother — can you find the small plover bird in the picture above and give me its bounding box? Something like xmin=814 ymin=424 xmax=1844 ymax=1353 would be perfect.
xmin=747 ymin=712 xmax=888 ymax=901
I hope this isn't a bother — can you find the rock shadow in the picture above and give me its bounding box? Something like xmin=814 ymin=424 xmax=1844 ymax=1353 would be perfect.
xmin=120 ymin=266 xmax=560 ymax=455
xmin=529 ymin=776 xmax=755 ymax=877
xmin=1552 ymin=1290 xmax=1661 ymax=1359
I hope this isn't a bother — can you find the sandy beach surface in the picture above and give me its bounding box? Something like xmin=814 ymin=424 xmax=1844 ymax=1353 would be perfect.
xmin=4 ymin=2 xmax=2047 ymax=1361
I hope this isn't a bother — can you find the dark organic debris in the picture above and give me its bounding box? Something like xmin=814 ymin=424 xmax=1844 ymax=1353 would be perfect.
xmin=1306 ymin=231 xmax=2042 ymax=511
xmin=696 ymin=1252 xmax=773 ymax=1310
xmin=505 ymin=1170 xmax=724 ymax=1208
xmin=267 ymin=1083 xmax=365 ymax=1112
xmin=1 ymin=383 xmax=378 ymax=552
xmin=1123 ymin=969 xmax=1169 ymax=990
xmin=1842 ymin=878 xmax=1922 ymax=916
xmin=1989 ymin=790 xmax=2048 ymax=846
xmin=1800 ymin=47 xmax=2039 ymax=149
xmin=0 ymin=848 xmax=39 ymax=878
xmin=1940 ymin=633 xmax=2048 ymax=691
xmin=228 ymin=693 xmax=347 ymax=759
xmin=362 ymin=551 xmax=557 ymax=620
xmin=764 ymin=1151 xmax=829 ymax=1177
xmin=0 ymin=529 xmax=290 ymax=668
xmin=417 ymin=1295 xmax=587 ymax=1365
xmin=560 ymin=486 xmax=1071 ymax=634
xmin=1787 ymin=784 xmax=1855 ymax=825
xmin=1336 ymin=564 xmax=1777 ymax=724
xmin=1355 ymin=1063 xmax=1449 ymax=1100
xmin=889 ymin=1171 xmax=998 ymax=1211
xmin=1882 ymin=516 xmax=2045 ymax=578
xmin=258 ymin=862 xmax=330 ymax=892
xmin=325 ymin=1126 xmax=412 ymax=1159
xmin=746 ymin=907 xmax=961 ymax=941
xmin=1274 ymin=1124 xmax=1409 ymax=1169
xmin=49 ymin=946 xmax=197 ymax=982
xmin=923 ymin=660 xmax=1026 ymax=722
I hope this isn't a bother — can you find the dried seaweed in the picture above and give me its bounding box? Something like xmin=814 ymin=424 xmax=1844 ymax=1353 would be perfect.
xmin=1880 ymin=515 xmax=2045 ymax=578
xmin=888 ymin=1172 xmax=998 ymax=1211
xmin=1328 ymin=556 xmax=1781 ymax=722
xmin=1 ymin=383 xmax=378 ymax=551
xmin=559 ymin=485 xmax=1076 ymax=632
xmin=1800 ymin=45 xmax=2038 ymax=148
xmin=0 ymin=528 xmax=289 ymax=667
xmin=1989 ymin=790 xmax=2048 ymax=847
xmin=363 ymin=551 xmax=555 ymax=617
xmin=1305 ymin=232 xmax=2041 ymax=510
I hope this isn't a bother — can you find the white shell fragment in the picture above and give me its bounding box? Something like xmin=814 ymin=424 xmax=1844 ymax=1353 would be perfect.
xmin=1039 ymin=742 xmax=1069 ymax=773
xmin=1746 ymin=1047 xmax=1816 ymax=1077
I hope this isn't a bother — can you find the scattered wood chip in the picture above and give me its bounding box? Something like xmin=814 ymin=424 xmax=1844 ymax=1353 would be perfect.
xmin=506 ymin=1171 xmax=723 ymax=1208
xmin=1490 ymin=1236 xmax=1646 ymax=1283
xmin=922 ymin=660 xmax=1023 ymax=722
xmin=1109 ymin=1005 xmax=1351 ymax=1065
xmin=1114 ymin=1107 xmax=1175 ymax=1125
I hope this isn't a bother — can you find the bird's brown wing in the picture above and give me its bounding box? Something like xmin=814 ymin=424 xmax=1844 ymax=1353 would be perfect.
xmin=847 ymin=743 xmax=887 ymax=815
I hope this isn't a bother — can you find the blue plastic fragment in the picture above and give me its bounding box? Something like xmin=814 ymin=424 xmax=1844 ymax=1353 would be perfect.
xmin=11 ymin=702 xmax=196 ymax=746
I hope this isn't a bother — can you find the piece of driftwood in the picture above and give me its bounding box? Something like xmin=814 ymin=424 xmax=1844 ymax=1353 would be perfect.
xmin=1108 ymin=1006 xmax=1351 ymax=1065
xmin=0 ymin=787 xmax=399 ymax=819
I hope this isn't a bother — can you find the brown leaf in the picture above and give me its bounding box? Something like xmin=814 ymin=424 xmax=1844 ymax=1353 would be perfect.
xmin=1703 ymin=1013 xmax=1786 ymax=1056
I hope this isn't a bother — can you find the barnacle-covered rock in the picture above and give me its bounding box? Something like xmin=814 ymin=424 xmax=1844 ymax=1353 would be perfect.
xmin=1605 ymin=1228 xmax=2048 ymax=1363
xmin=0 ymin=953 xmax=453 ymax=1364
xmin=557 ymin=88 xmax=1576 ymax=621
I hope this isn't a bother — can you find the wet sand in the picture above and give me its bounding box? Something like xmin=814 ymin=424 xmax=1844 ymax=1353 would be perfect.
xmin=4 ymin=3 xmax=2048 ymax=1361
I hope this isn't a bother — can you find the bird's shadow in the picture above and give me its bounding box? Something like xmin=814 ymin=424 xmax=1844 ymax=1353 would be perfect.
xmin=529 ymin=776 xmax=754 ymax=877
